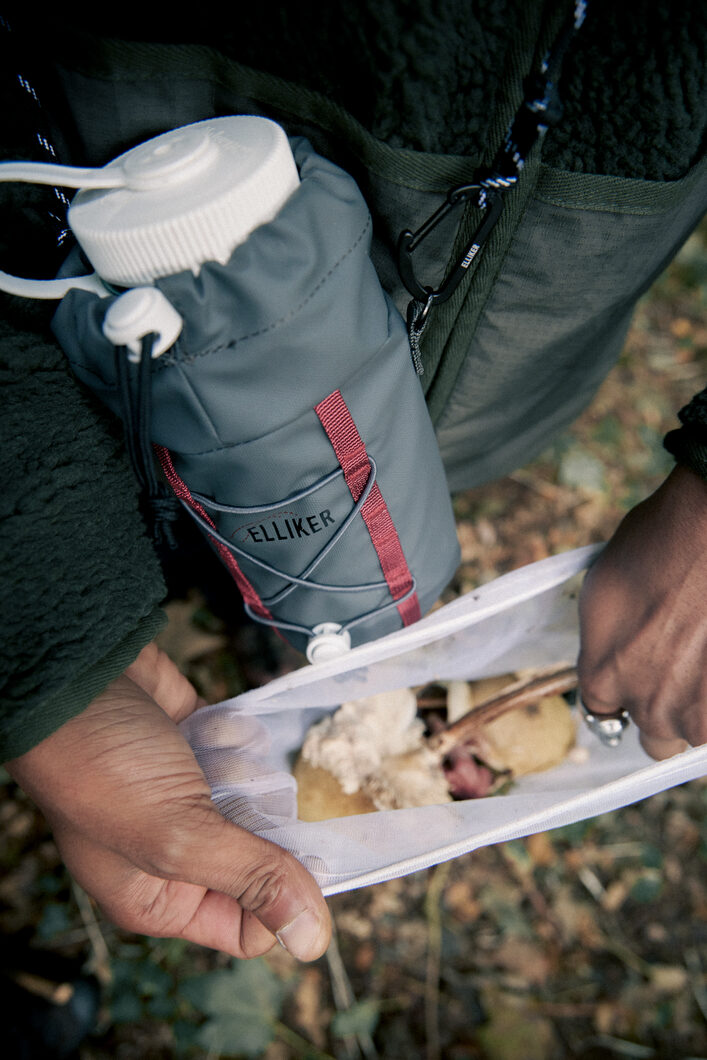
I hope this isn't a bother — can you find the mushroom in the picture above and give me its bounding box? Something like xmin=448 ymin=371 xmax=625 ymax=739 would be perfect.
xmin=294 ymin=667 xmax=578 ymax=820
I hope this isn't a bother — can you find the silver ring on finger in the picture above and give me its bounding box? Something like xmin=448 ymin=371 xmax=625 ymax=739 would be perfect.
xmin=577 ymin=696 xmax=630 ymax=748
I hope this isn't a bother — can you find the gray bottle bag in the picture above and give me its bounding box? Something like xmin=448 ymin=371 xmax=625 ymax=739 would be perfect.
xmin=54 ymin=139 xmax=460 ymax=657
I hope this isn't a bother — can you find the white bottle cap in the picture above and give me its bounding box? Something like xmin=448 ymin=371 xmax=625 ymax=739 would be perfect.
xmin=69 ymin=116 xmax=299 ymax=287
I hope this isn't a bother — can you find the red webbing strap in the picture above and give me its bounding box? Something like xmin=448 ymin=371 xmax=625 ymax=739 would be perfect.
xmin=154 ymin=445 xmax=271 ymax=620
xmin=314 ymin=390 xmax=420 ymax=626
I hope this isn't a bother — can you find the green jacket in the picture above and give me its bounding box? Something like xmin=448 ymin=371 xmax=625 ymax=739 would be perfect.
xmin=1 ymin=0 xmax=705 ymax=759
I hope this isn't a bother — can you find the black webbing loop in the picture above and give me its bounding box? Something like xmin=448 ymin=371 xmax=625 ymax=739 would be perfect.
xmin=398 ymin=0 xmax=589 ymax=357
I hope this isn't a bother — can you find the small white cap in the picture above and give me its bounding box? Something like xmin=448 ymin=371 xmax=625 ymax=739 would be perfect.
xmin=306 ymin=623 xmax=352 ymax=664
xmin=102 ymin=287 xmax=183 ymax=361
xmin=69 ymin=116 xmax=300 ymax=287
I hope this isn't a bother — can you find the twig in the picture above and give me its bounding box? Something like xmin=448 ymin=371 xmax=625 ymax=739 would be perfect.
xmin=685 ymin=947 xmax=707 ymax=1022
xmin=326 ymin=923 xmax=379 ymax=1060
xmin=577 ymin=865 xmax=607 ymax=903
xmin=580 ymin=1034 xmax=656 ymax=1058
xmin=496 ymin=843 xmax=563 ymax=941
xmin=424 ymin=861 xmax=451 ymax=1060
xmin=9 ymin=971 xmax=74 ymax=1005
xmin=531 ymin=1001 xmax=600 ymax=1018
xmin=508 ymin=469 xmax=580 ymax=503
xmin=71 ymin=881 xmax=112 ymax=986
xmin=428 ymin=666 xmax=578 ymax=758
xmin=274 ymin=1021 xmax=338 ymax=1060
xmin=599 ymin=936 xmax=656 ymax=980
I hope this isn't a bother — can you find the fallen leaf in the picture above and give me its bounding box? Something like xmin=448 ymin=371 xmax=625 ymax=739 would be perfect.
xmin=558 ymin=446 xmax=606 ymax=492
xmin=492 ymin=936 xmax=555 ymax=985
xmin=478 ymin=990 xmax=560 ymax=1060
xmin=526 ymin=832 xmax=556 ymax=867
xmin=445 ymin=879 xmax=482 ymax=922
xmin=292 ymin=968 xmax=328 ymax=1047
xmin=156 ymin=597 xmax=228 ymax=668
xmin=649 ymin=965 xmax=689 ymax=993
xmin=670 ymin=316 xmax=692 ymax=338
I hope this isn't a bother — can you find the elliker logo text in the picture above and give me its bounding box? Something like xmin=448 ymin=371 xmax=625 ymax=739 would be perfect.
xmin=234 ymin=509 xmax=336 ymax=544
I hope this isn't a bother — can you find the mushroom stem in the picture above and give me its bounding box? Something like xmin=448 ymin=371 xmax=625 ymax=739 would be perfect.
xmin=427 ymin=666 xmax=578 ymax=758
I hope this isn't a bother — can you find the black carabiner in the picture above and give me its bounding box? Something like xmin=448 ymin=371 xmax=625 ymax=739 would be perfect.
xmin=397 ymin=184 xmax=504 ymax=306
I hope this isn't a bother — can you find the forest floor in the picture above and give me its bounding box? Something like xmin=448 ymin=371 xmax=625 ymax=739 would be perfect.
xmin=1 ymin=226 xmax=706 ymax=1060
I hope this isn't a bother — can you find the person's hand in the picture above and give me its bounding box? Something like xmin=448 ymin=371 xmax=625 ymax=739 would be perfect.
xmin=7 ymin=642 xmax=331 ymax=961
xmin=578 ymin=464 xmax=707 ymax=759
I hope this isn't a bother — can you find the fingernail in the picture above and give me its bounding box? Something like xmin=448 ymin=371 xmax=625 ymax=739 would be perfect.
xmin=276 ymin=908 xmax=321 ymax=960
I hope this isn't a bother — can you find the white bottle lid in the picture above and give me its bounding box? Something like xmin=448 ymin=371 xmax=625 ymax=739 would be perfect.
xmin=69 ymin=117 xmax=300 ymax=287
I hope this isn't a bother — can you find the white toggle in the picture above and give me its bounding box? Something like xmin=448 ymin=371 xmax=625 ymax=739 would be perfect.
xmin=102 ymin=287 xmax=183 ymax=362
xmin=306 ymin=623 xmax=352 ymax=664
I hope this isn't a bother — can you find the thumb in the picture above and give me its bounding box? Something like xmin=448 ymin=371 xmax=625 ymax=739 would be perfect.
xmin=185 ymin=811 xmax=331 ymax=961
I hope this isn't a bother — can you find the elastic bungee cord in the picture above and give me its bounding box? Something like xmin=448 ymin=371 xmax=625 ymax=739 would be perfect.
xmin=183 ymin=456 xmax=418 ymax=639
xmin=114 ymin=335 xmax=415 ymax=643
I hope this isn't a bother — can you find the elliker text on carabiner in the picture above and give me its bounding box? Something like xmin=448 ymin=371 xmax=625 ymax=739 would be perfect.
xmin=397 ymin=184 xmax=504 ymax=309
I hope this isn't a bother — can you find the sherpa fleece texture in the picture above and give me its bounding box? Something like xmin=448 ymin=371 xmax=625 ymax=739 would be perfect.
xmin=233 ymin=0 xmax=707 ymax=180
xmin=0 ymin=304 xmax=166 ymax=760
xmin=46 ymin=0 xmax=707 ymax=180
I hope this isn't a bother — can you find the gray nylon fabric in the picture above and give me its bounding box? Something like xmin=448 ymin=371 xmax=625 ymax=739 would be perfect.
xmin=53 ymin=140 xmax=461 ymax=651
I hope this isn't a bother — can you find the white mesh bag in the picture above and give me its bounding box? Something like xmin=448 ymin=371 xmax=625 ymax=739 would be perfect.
xmin=180 ymin=546 xmax=707 ymax=895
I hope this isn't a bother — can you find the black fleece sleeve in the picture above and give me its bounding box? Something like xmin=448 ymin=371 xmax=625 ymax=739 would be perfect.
xmin=0 ymin=301 xmax=167 ymax=761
